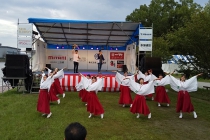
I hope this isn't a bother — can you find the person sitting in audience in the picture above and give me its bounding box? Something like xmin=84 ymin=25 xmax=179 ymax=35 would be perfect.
xmin=65 ymin=122 xmax=87 ymax=140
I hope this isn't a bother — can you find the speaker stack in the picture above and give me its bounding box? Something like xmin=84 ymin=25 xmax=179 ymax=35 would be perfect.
xmin=139 ymin=57 xmax=164 ymax=77
xmin=5 ymin=54 xmax=30 ymax=77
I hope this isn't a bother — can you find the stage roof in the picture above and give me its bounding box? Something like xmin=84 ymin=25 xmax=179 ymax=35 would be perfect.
xmin=28 ymin=18 xmax=140 ymax=47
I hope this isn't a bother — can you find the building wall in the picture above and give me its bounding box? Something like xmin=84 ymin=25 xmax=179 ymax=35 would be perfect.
xmin=0 ymin=47 xmax=19 ymax=58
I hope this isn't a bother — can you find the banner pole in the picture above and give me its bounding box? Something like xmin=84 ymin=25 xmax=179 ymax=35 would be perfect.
xmin=151 ymin=23 xmax=153 ymax=57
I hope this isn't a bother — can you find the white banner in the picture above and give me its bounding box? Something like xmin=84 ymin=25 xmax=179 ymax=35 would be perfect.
xmin=17 ymin=37 xmax=32 ymax=48
xmin=139 ymin=29 xmax=153 ymax=40
xmin=139 ymin=41 xmax=152 ymax=51
xmin=45 ymin=49 xmax=125 ymax=71
xmin=125 ymin=44 xmax=136 ymax=74
xmin=18 ymin=24 xmax=32 ymax=36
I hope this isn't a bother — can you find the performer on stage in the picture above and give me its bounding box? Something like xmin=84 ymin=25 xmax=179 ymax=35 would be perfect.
xmin=53 ymin=68 xmax=66 ymax=98
xmin=127 ymin=78 xmax=156 ymax=119
xmin=136 ymin=69 xmax=154 ymax=100
xmin=82 ymin=74 xmax=105 ymax=119
xmin=169 ymin=72 xmax=202 ymax=118
xmin=154 ymin=74 xmax=171 ymax=107
xmin=72 ymin=44 xmax=81 ymax=73
xmin=97 ymin=50 xmax=105 ymax=74
xmin=45 ymin=67 xmax=60 ymax=104
xmin=37 ymin=71 xmax=55 ymax=118
xmin=113 ymin=71 xmax=134 ymax=107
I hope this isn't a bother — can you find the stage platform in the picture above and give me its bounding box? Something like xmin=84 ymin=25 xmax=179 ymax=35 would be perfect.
xmin=34 ymin=70 xmax=131 ymax=92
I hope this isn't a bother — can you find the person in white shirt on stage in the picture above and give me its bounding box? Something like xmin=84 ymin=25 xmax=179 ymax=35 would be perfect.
xmin=113 ymin=71 xmax=134 ymax=107
xmin=37 ymin=71 xmax=55 ymax=118
xmin=72 ymin=44 xmax=81 ymax=73
xmin=126 ymin=77 xmax=157 ymax=119
xmin=169 ymin=72 xmax=202 ymax=118
xmin=154 ymin=73 xmax=171 ymax=107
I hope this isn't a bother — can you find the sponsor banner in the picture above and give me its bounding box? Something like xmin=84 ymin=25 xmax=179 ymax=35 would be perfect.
xmin=139 ymin=41 xmax=152 ymax=51
xmin=17 ymin=37 xmax=32 ymax=48
xmin=139 ymin=29 xmax=153 ymax=40
xmin=46 ymin=49 xmax=68 ymax=68
xmin=18 ymin=24 xmax=33 ymax=36
xmin=110 ymin=52 xmax=124 ymax=60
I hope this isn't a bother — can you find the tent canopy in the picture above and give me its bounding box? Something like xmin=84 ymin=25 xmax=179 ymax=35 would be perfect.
xmin=28 ymin=18 xmax=141 ymax=48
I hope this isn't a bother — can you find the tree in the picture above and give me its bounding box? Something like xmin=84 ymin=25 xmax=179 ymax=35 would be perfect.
xmin=166 ymin=11 xmax=210 ymax=73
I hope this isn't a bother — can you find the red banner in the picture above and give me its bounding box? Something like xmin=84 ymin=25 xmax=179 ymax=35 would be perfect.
xmin=110 ymin=52 xmax=124 ymax=60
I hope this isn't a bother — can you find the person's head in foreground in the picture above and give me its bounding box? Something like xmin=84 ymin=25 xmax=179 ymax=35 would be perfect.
xmin=180 ymin=74 xmax=186 ymax=82
xmin=91 ymin=76 xmax=97 ymax=83
xmin=139 ymin=78 xmax=144 ymax=85
xmin=86 ymin=74 xmax=91 ymax=79
xmin=65 ymin=122 xmax=87 ymax=140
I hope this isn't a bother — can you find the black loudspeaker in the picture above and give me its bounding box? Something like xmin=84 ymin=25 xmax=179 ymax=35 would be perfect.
xmin=26 ymin=48 xmax=32 ymax=51
xmin=46 ymin=64 xmax=51 ymax=70
xmin=6 ymin=54 xmax=29 ymax=68
xmin=6 ymin=67 xmax=27 ymax=77
xmin=122 ymin=65 xmax=128 ymax=73
xmin=139 ymin=57 xmax=162 ymax=77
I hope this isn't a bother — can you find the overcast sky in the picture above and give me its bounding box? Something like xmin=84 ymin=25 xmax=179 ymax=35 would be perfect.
xmin=0 ymin=0 xmax=208 ymax=47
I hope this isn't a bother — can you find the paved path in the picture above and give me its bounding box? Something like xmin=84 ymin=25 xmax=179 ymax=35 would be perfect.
xmin=198 ymin=81 xmax=210 ymax=89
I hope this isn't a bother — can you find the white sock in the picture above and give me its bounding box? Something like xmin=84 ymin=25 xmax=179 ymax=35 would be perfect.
xmin=101 ymin=114 xmax=104 ymax=119
xmin=158 ymin=103 xmax=161 ymax=107
xmin=57 ymin=99 xmax=60 ymax=104
xmin=136 ymin=113 xmax=140 ymax=118
xmin=63 ymin=93 xmax=65 ymax=98
xmin=122 ymin=104 xmax=125 ymax=107
xmin=130 ymin=104 xmax=132 ymax=108
xmin=88 ymin=113 xmax=92 ymax=118
xmin=193 ymin=111 xmax=197 ymax=118
xmin=167 ymin=104 xmax=170 ymax=106
xmin=148 ymin=113 xmax=151 ymax=119
xmin=179 ymin=112 xmax=183 ymax=118
xmin=47 ymin=112 xmax=52 ymax=118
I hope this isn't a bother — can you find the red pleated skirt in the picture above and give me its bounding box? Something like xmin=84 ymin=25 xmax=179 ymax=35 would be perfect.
xmin=87 ymin=91 xmax=104 ymax=115
xmin=130 ymin=94 xmax=150 ymax=116
xmin=79 ymin=89 xmax=85 ymax=98
xmin=119 ymin=85 xmax=133 ymax=104
xmin=49 ymin=83 xmax=59 ymax=102
xmin=176 ymin=91 xmax=194 ymax=113
xmin=37 ymin=89 xmax=50 ymax=114
xmin=82 ymin=90 xmax=89 ymax=102
xmin=54 ymin=78 xmax=64 ymax=94
xmin=154 ymin=86 xmax=170 ymax=104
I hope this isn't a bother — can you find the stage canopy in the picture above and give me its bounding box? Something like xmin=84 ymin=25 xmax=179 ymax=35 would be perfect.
xmin=28 ymin=18 xmax=141 ymax=50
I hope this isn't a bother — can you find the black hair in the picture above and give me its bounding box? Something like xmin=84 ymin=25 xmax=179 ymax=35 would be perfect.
xmin=87 ymin=74 xmax=91 ymax=77
xmin=159 ymin=73 xmax=163 ymax=76
xmin=65 ymin=122 xmax=87 ymax=140
xmin=75 ymin=50 xmax=78 ymax=52
xmin=180 ymin=74 xmax=186 ymax=81
xmin=91 ymin=76 xmax=97 ymax=80
xmin=138 ymin=78 xmax=144 ymax=83
xmin=99 ymin=50 xmax=102 ymax=52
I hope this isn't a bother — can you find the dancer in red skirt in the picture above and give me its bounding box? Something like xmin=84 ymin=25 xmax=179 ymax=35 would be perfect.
xmin=44 ymin=69 xmax=60 ymax=104
xmin=114 ymin=71 xmax=134 ymax=107
xmin=137 ymin=69 xmax=154 ymax=100
xmin=82 ymin=75 xmax=105 ymax=119
xmin=53 ymin=68 xmax=65 ymax=98
xmin=154 ymin=74 xmax=170 ymax=107
xmin=170 ymin=73 xmax=202 ymax=118
xmin=76 ymin=74 xmax=91 ymax=102
xmin=37 ymin=71 xmax=55 ymax=118
xmin=127 ymin=78 xmax=157 ymax=119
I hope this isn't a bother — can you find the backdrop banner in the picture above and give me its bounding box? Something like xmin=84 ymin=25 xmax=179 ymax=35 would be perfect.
xmin=125 ymin=44 xmax=136 ymax=74
xmin=45 ymin=49 xmax=125 ymax=71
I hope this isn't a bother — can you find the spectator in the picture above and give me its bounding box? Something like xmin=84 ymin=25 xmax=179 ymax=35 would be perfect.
xmin=65 ymin=122 xmax=87 ymax=140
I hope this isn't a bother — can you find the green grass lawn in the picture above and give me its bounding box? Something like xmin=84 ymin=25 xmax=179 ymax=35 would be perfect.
xmin=0 ymin=88 xmax=210 ymax=140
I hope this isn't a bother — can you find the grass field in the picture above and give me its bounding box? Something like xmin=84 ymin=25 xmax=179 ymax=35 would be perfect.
xmin=0 ymin=87 xmax=210 ymax=140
